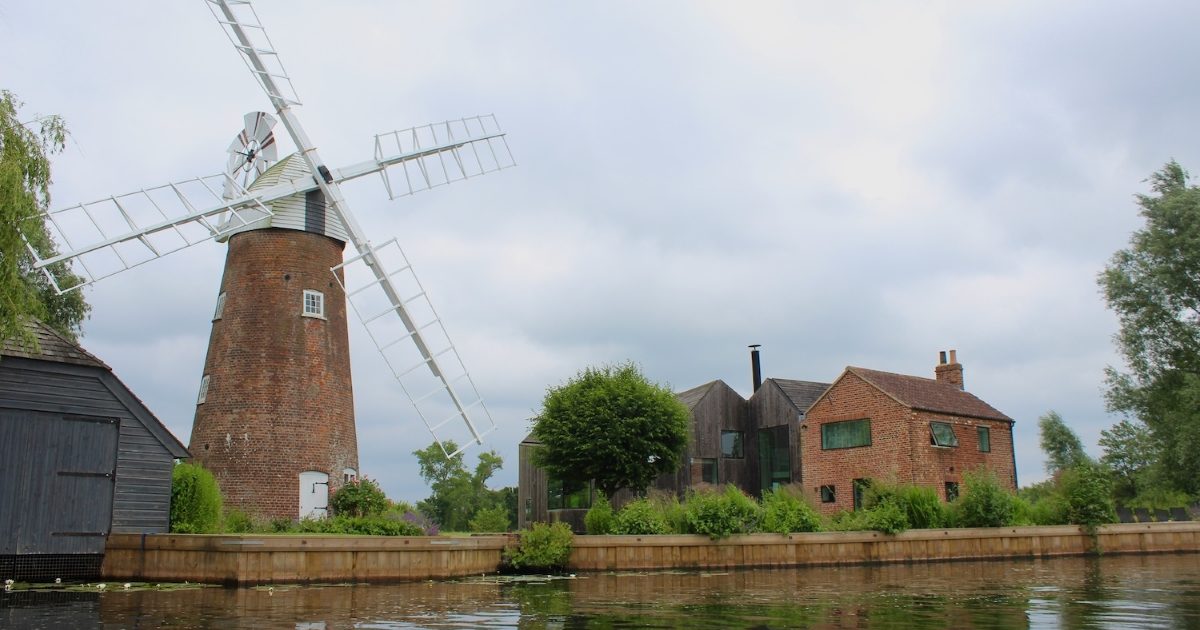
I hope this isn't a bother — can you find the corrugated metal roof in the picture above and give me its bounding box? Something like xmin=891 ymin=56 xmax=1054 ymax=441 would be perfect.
xmin=1 ymin=319 xmax=107 ymax=368
xmin=847 ymin=366 xmax=1012 ymax=422
xmin=768 ymin=378 xmax=831 ymax=413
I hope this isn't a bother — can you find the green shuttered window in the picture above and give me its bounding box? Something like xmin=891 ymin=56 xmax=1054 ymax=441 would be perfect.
xmin=978 ymin=426 xmax=991 ymax=452
xmin=821 ymin=419 xmax=871 ymax=450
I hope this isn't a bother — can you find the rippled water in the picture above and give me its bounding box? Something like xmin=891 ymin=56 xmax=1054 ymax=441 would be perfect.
xmin=4 ymin=553 xmax=1200 ymax=628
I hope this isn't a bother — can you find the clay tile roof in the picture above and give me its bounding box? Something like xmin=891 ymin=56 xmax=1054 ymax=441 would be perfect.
xmin=1 ymin=319 xmax=108 ymax=369
xmin=769 ymin=378 xmax=831 ymax=413
xmin=848 ymin=366 xmax=1012 ymax=422
xmin=675 ymin=380 xmax=720 ymax=410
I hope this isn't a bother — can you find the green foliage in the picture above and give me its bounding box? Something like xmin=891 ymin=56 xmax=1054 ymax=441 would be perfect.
xmin=413 ymin=440 xmax=506 ymax=531
xmin=583 ymin=493 xmax=616 ymax=535
xmin=170 ymin=463 xmax=223 ymax=534
xmin=292 ymin=515 xmax=425 ymax=536
xmin=0 ymin=90 xmax=89 ymax=346
xmin=954 ymin=469 xmax=1016 ymax=528
xmin=532 ymin=362 xmax=690 ymax=498
xmin=826 ymin=509 xmax=871 ymax=532
xmin=647 ymin=490 xmax=689 ymax=534
xmin=683 ymin=485 xmax=762 ymax=539
xmin=504 ymin=522 xmax=573 ymax=571
xmin=1099 ymin=419 xmax=1158 ymax=501
xmin=612 ymin=498 xmax=670 ymax=535
xmin=1100 ymin=162 xmax=1200 ymax=495
xmin=469 ymin=505 xmax=511 ymax=533
xmin=329 ymin=477 xmax=388 ymax=518
xmin=1060 ymin=461 xmax=1117 ymax=531
xmin=1038 ymin=411 xmax=1091 ymax=474
xmin=223 ymin=509 xmax=255 ymax=533
xmin=866 ymin=481 xmax=945 ymax=529
xmin=1126 ymin=486 xmax=1193 ymax=510
xmin=1016 ymin=485 xmax=1068 ymax=526
xmin=761 ymin=486 xmax=823 ymax=534
xmin=863 ymin=499 xmax=908 ymax=535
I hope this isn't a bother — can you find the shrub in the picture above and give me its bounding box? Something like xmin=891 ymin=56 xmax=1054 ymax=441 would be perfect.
xmin=647 ymin=490 xmax=689 ymax=534
xmin=761 ymin=486 xmax=822 ymax=534
xmin=330 ymin=477 xmax=388 ymax=517
xmin=886 ymin=484 xmax=945 ymax=529
xmin=684 ymin=485 xmax=761 ymax=539
xmin=584 ymin=493 xmax=616 ymax=535
xmin=954 ymin=468 xmax=1016 ymax=528
xmin=504 ymin=521 xmax=574 ymax=570
xmin=826 ymin=509 xmax=871 ymax=532
xmin=223 ymin=509 xmax=256 ymax=533
xmin=288 ymin=515 xmax=425 ymax=535
xmin=1061 ymin=461 xmax=1117 ymax=531
xmin=469 ymin=505 xmax=511 ymax=533
xmin=399 ymin=510 xmax=440 ymax=536
xmin=864 ymin=499 xmax=908 ymax=535
xmin=612 ymin=498 xmax=670 ymax=535
xmin=170 ymin=462 xmax=223 ymax=534
xmin=1127 ymin=487 xmax=1193 ymax=510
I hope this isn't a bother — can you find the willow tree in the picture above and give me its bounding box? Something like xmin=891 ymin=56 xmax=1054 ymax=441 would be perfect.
xmin=1100 ymin=161 xmax=1200 ymax=494
xmin=532 ymin=362 xmax=689 ymax=498
xmin=0 ymin=90 xmax=89 ymax=346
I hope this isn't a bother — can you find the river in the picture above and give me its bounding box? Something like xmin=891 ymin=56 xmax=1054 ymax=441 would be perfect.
xmin=3 ymin=553 xmax=1200 ymax=628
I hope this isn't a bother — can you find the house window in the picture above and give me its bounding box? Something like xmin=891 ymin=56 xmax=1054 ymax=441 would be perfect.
xmin=945 ymin=481 xmax=960 ymax=502
xmin=693 ymin=458 xmax=717 ymax=484
xmin=721 ymin=430 xmax=744 ymax=458
xmin=343 ymin=468 xmax=357 ymax=483
xmin=547 ymin=478 xmax=591 ymax=510
xmin=930 ymin=421 xmax=959 ymax=447
xmin=821 ymin=419 xmax=871 ymax=449
xmin=820 ymin=485 xmax=836 ymax=503
xmin=853 ymin=479 xmax=870 ymax=511
xmin=978 ymin=426 xmax=991 ymax=452
xmin=213 ymin=292 xmax=227 ymax=320
xmin=197 ymin=375 xmax=210 ymax=404
xmin=302 ymin=289 xmax=325 ymax=318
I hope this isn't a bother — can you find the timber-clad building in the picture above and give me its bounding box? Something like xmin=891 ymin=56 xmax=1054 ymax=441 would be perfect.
xmin=0 ymin=320 xmax=188 ymax=581
xmin=518 ymin=349 xmax=1017 ymax=529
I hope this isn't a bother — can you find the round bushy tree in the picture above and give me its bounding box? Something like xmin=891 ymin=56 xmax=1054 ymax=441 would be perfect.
xmin=533 ymin=362 xmax=689 ymax=498
xmin=170 ymin=462 xmax=222 ymax=533
xmin=330 ymin=477 xmax=388 ymax=517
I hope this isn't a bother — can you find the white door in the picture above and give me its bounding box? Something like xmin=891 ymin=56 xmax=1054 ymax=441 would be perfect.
xmin=299 ymin=471 xmax=329 ymax=519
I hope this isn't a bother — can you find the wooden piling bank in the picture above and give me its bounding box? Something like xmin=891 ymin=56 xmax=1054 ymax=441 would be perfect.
xmin=103 ymin=522 xmax=1200 ymax=585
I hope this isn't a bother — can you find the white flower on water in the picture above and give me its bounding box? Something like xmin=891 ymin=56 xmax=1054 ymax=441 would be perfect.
xmin=123 ymin=583 xmax=131 ymax=590
xmin=97 ymin=583 xmax=106 ymax=590
xmin=54 ymin=578 xmax=61 ymax=584
xmin=3 ymin=579 xmax=12 ymax=586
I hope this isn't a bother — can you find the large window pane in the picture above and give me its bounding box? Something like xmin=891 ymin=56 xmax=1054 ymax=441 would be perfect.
xmin=721 ymin=430 xmax=744 ymax=458
xmin=978 ymin=426 xmax=991 ymax=452
xmin=758 ymin=425 xmax=791 ymax=491
xmin=930 ymin=422 xmax=959 ymax=447
xmin=547 ymin=478 xmax=591 ymax=510
xmin=821 ymin=419 xmax=871 ymax=449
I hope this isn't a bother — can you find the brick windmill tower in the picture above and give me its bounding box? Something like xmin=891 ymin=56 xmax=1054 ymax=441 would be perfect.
xmin=26 ymin=0 xmax=514 ymax=520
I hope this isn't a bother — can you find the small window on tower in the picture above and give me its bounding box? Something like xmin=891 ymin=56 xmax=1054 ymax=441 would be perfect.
xmin=197 ymin=375 xmax=210 ymax=404
xmin=213 ymin=292 xmax=227 ymax=320
xmin=303 ymin=289 xmax=325 ymax=319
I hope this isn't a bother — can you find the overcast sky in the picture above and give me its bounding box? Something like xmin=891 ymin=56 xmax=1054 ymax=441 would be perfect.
xmin=4 ymin=1 xmax=1197 ymax=503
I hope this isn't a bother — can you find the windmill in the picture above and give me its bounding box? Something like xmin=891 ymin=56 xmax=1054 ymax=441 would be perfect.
xmin=24 ymin=0 xmax=515 ymax=520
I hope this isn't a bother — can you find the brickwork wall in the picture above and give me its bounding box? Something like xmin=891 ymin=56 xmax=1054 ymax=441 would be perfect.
xmin=802 ymin=372 xmax=1015 ymax=515
xmin=189 ymin=228 xmax=357 ymax=521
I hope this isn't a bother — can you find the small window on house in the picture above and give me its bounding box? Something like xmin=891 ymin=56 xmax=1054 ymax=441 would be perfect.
xmin=213 ymin=292 xmax=227 ymax=320
xmin=343 ymin=468 xmax=357 ymax=483
xmin=853 ymin=479 xmax=870 ymax=511
xmin=547 ymin=478 xmax=591 ymax=510
xmin=302 ymin=289 xmax=325 ymax=318
xmin=978 ymin=426 xmax=991 ymax=452
xmin=820 ymin=485 xmax=836 ymax=503
xmin=721 ymin=430 xmax=744 ymax=458
xmin=945 ymin=481 xmax=960 ymax=502
xmin=197 ymin=375 xmax=210 ymax=404
xmin=930 ymin=421 xmax=959 ymax=447
xmin=821 ymin=418 xmax=871 ymax=449
xmin=693 ymin=457 xmax=718 ymax=484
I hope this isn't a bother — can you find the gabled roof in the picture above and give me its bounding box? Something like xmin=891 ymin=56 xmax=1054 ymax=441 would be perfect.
xmin=844 ymin=366 xmax=1012 ymax=422
xmin=1 ymin=319 xmax=107 ymax=368
xmin=675 ymin=380 xmax=722 ymax=411
xmin=767 ymin=378 xmax=831 ymax=413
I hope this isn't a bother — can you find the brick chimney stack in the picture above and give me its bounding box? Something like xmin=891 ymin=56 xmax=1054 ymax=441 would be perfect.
xmin=935 ymin=349 xmax=964 ymax=389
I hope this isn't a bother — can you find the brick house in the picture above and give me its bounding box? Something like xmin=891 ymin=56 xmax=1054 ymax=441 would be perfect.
xmin=518 ymin=349 xmax=1016 ymax=528
xmin=801 ymin=351 xmax=1016 ymax=514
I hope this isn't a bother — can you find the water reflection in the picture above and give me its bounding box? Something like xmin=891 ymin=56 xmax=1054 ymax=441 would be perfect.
xmin=2 ymin=553 xmax=1199 ymax=628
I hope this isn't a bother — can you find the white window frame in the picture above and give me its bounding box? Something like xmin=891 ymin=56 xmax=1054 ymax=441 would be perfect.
xmin=197 ymin=375 xmax=210 ymax=404
xmin=213 ymin=292 xmax=227 ymax=320
xmin=302 ymin=289 xmax=325 ymax=319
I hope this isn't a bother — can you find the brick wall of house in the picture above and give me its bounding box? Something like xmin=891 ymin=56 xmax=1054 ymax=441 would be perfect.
xmin=908 ymin=411 xmax=1016 ymax=499
xmin=189 ymin=228 xmax=358 ymax=521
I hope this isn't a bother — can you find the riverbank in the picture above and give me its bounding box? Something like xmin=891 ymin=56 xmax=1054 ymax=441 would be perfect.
xmin=101 ymin=522 xmax=1200 ymax=585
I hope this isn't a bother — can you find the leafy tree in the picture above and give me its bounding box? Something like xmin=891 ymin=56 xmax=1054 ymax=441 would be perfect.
xmin=413 ymin=440 xmax=505 ymax=531
xmin=954 ymin=468 xmax=1016 ymax=528
xmin=1098 ymin=419 xmax=1157 ymax=501
xmin=170 ymin=462 xmax=223 ymax=534
xmin=0 ymin=90 xmax=88 ymax=346
xmin=1059 ymin=461 xmax=1116 ymax=532
xmin=532 ymin=362 xmax=690 ymax=498
xmin=329 ymin=477 xmax=388 ymax=517
xmin=1038 ymin=411 xmax=1090 ymax=475
xmin=1100 ymin=161 xmax=1200 ymax=495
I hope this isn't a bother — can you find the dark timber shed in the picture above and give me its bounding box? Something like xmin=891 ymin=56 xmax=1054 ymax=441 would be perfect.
xmin=0 ymin=320 xmax=189 ymax=581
